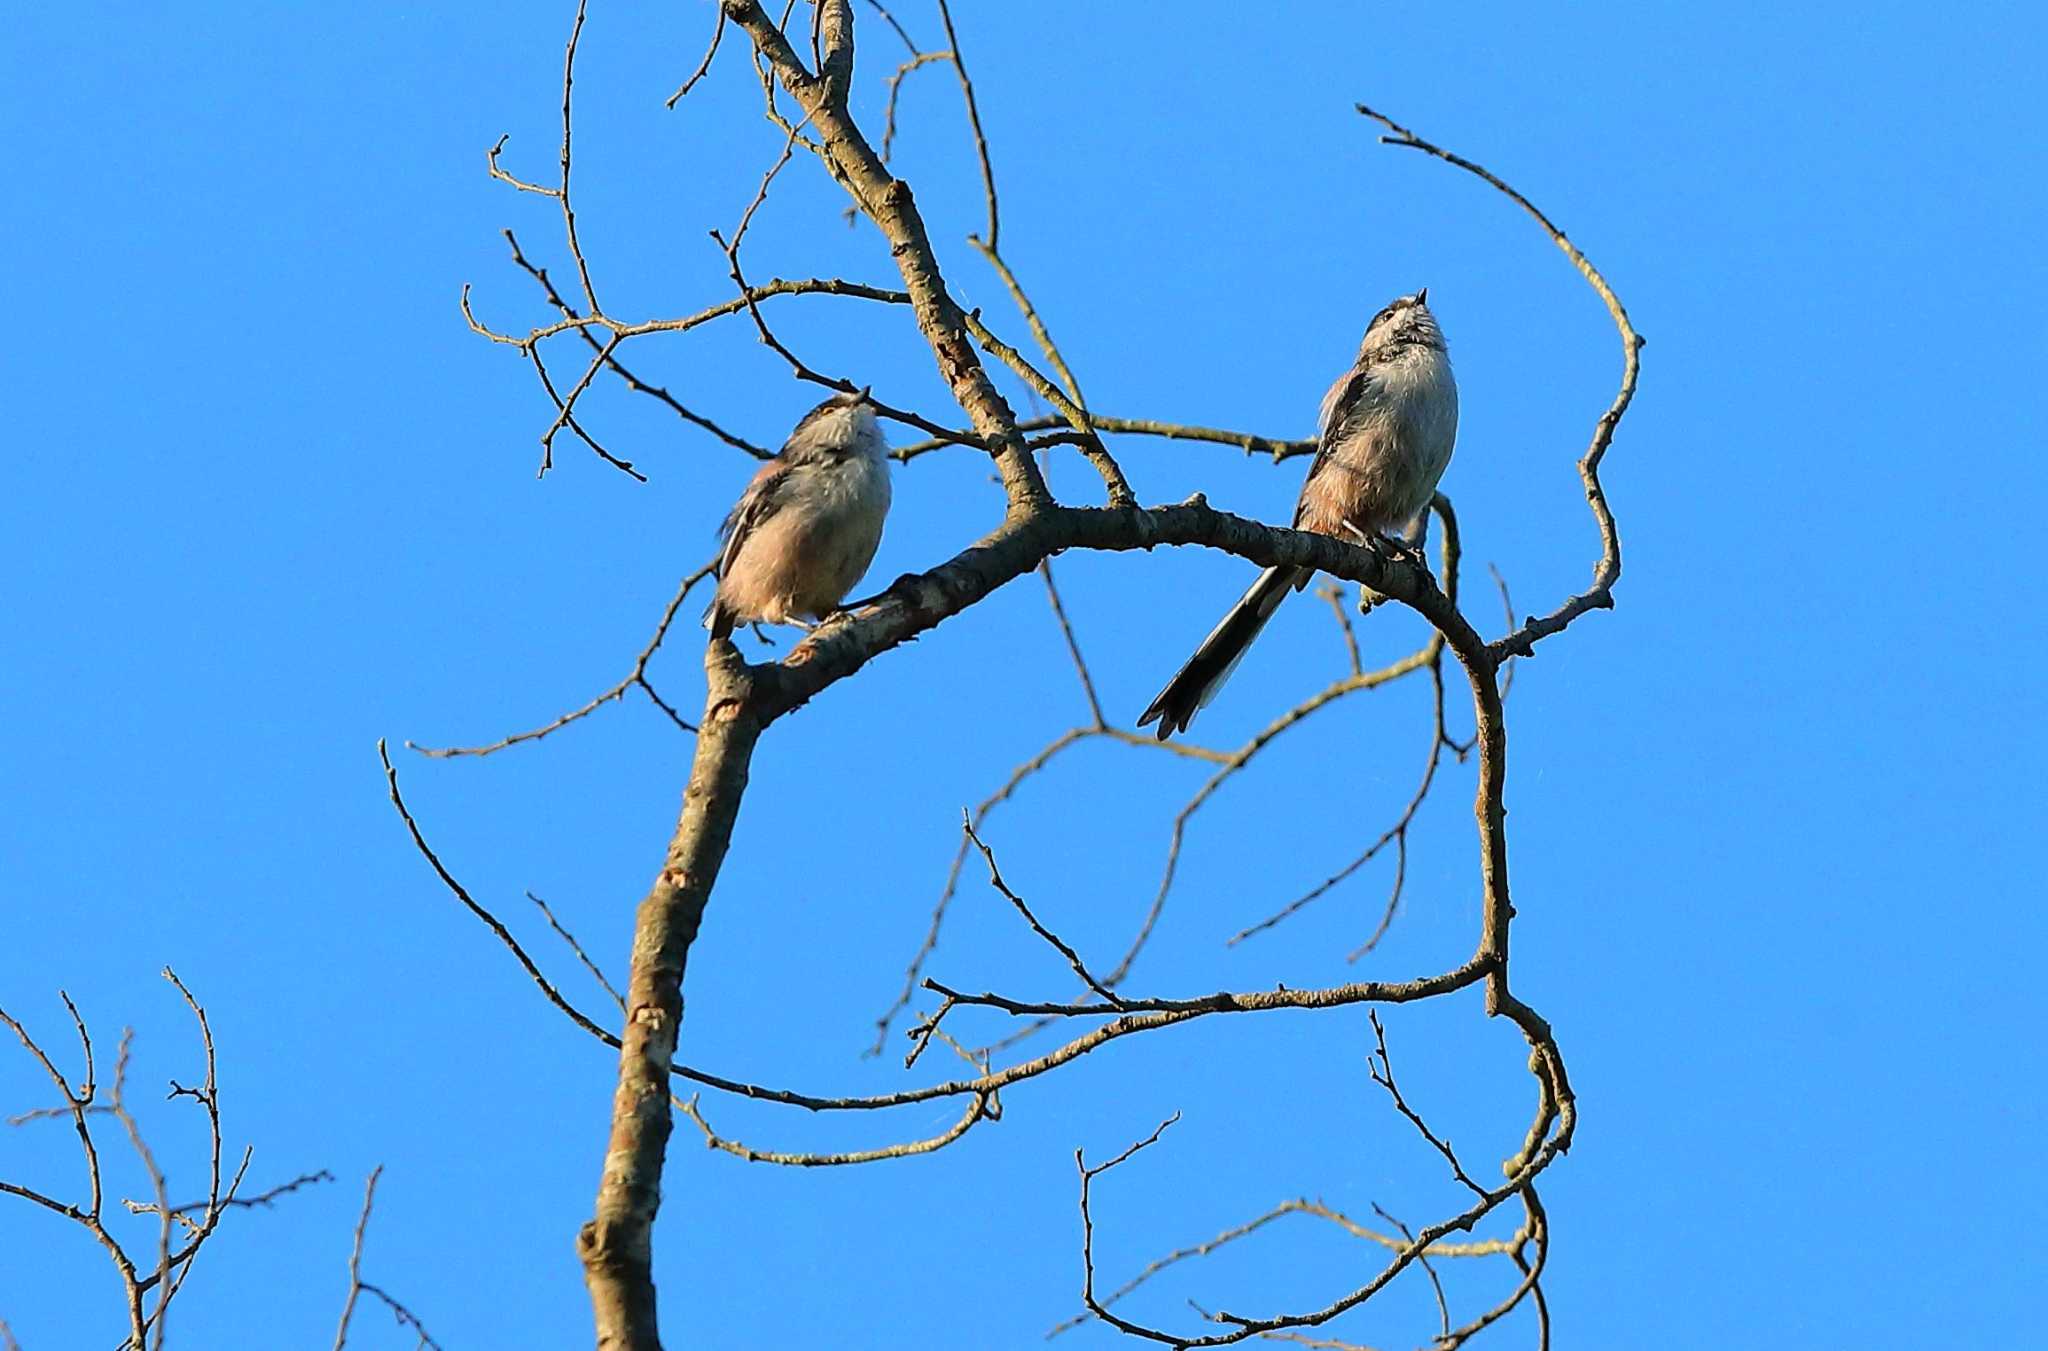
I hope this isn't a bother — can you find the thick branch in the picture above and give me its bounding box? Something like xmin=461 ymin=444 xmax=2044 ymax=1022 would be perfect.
xmin=759 ymin=498 xmax=1474 ymax=722
xmin=578 ymin=648 xmax=764 ymax=1351
xmin=722 ymin=0 xmax=1050 ymax=511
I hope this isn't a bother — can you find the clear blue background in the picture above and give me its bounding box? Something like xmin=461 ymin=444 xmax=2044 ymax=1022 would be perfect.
xmin=4 ymin=1 xmax=2043 ymax=1346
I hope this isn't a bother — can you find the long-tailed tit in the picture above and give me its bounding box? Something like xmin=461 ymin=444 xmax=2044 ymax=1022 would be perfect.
xmin=1139 ymin=291 xmax=1458 ymax=739
xmin=704 ymin=389 xmax=892 ymax=639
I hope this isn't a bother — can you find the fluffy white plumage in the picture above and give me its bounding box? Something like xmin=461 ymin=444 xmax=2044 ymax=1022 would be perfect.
xmin=705 ymin=392 xmax=892 ymax=637
xmin=1139 ymin=293 xmax=1458 ymax=738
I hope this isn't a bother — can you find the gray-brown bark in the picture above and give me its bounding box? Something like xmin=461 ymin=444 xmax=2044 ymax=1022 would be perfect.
xmin=579 ymin=648 xmax=761 ymax=1351
xmin=557 ymin=5 xmax=1633 ymax=1346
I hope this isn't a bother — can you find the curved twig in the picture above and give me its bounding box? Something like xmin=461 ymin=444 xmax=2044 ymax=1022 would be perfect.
xmin=407 ymin=565 xmax=709 ymax=759
xmin=1354 ymin=105 xmax=1641 ymax=662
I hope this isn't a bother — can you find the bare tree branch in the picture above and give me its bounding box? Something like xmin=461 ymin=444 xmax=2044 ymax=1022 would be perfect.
xmin=1047 ymin=1196 xmax=1520 ymax=1340
xmin=962 ymin=816 xmax=1124 ymax=1007
xmin=407 ymin=563 xmax=711 ymax=759
xmin=333 ymin=1167 xmax=442 ymax=1351
xmin=428 ymin=7 xmax=1632 ymax=1346
xmin=1 ymin=975 xmax=267 ymax=1349
xmin=666 ymin=5 xmax=728 ymax=109
xmin=1353 ymin=104 xmax=1641 ymax=662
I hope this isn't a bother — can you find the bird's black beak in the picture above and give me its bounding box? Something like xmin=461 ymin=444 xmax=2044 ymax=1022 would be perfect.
xmin=1414 ymin=287 xmax=1429 ymax=306
xmin=855 ymin=384 xmax=874 ymax=405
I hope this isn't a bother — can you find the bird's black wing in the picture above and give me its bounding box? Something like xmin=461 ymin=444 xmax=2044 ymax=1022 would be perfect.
xmin=716 ymin=457 xmax=795 ymax=580
xmin=1296 ymin=365 xmax=1378 ymax=528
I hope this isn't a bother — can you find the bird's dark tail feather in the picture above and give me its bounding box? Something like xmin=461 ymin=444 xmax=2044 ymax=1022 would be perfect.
xmin=1138 ymin=565 xmax=1303 ymax=740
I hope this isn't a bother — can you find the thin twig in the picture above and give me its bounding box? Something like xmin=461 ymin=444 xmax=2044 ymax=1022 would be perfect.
xmin=406 ymin=563 xmax=710 ymax=758
xmin=891 ymin=413 xmax=1316 ymax=463
xmin=962 ymin=817 xmax=1123 ymax=1006
xmin=141 ymin=1169 xmax=335 ymax=1219
xmin=666 ymin=6 xmax=728 ymax=107
xmin=557 ymin=0 xmax=600 ymax=312
xmin=1367 ymin=1012 xmax=1486 ymax=1200
xmin=331 ymin=1168 xmax=440 ymax=1349
xmin=879 ymin=50 xmax=950 ymax=163
xmin=1039 ymin=560 xmax=1104 ymax=727
xmin=1314 ymin=583 xmax=1363 ymax=677
xmin=381 ymin=740 xmax=622 ymax=1050
xmin=330 ymin=1167 xmax=380 ymax=1350
xmin=867 ymin=724 xmax=1226 ymax=1056
xmin=708 ymin=229 xmax=962 ymax=442
xmin=1078 ymin=1115 xmax=1183 ymax=1337
xmin=860 ymin=0 xmax=920 ymax=54
xmin=933 ymin=0 xmax=998 ymax=248
xmin=1227 ymin=655 xmax=1452 ymax=953
xmin=1367 ymin=1204 xmax=1448 ymax=1339
xmin=679 ymin=1089 xmax=992 ymax=1166
xmin=503 ymin=230 xmax=770 ymax=458
xmin=529 ymin=891 xmax=626 ymax=1012
xmin=1046 ymin=1197 xmax=1516 ymax=1339
xmin=1355 ymin=104 xmax=1640 ymax=661
xmin=1489 ymin=562 xmax=1519 ymax=700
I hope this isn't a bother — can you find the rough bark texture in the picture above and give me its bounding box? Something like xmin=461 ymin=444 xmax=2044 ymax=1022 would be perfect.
xmin=579 ymin=648 xmax=760 ymax=1350
xmin=569 ymin=6 xmax=1626 ymax=1345
xmin=721 ymin=0 xmax=1052 ymax=514
xmin=576 ymin=487 xmax=1468 ymax=1346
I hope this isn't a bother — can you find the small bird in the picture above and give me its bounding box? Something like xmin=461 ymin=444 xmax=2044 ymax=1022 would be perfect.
xmin=1138 ymin=291 xmax=1458 ymax=739
xmin=704 ymin=388 xmax=892 ymax=639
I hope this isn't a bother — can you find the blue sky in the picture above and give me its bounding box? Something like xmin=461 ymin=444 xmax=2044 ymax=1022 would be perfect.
xmin=4 ymin=1 xmax=2044 ymax=1346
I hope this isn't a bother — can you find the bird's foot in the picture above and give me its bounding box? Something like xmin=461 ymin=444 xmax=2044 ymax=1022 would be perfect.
xmin=1385 ymin=535 xmax=1431 ymax=569
xmin=816 ymin=604 xmax=863 ymax=631
xmin=1339 ymin=520 xmax=1427 ymax=570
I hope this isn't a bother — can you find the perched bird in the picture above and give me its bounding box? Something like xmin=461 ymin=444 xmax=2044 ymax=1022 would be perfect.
xmin=1138 ymin=291 xmax=1458 ymax=739
xmin=704 ymin=388 xmax=892 ymax=639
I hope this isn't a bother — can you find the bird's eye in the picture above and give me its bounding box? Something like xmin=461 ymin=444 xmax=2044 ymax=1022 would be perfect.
xmin=1367 ymin=305 xmax=1396 ymax=332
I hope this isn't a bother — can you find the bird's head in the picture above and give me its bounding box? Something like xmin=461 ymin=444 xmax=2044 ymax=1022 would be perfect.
xmin=788 ymin=386 xmax=885 ymax=459
xmin=1360 ymin=289 xmax=1445 ymax=354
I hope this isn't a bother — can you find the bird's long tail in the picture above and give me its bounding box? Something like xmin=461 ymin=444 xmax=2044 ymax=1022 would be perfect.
xmin=703 ymin=590 xmax=737 ymax=640
xmin=1138 ymin=565 xmax=1303 ymax=740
